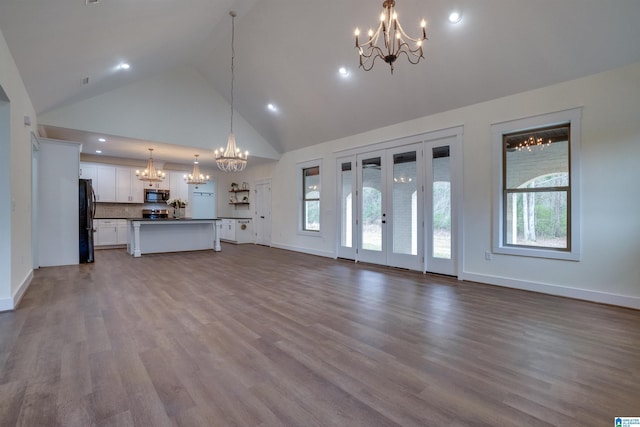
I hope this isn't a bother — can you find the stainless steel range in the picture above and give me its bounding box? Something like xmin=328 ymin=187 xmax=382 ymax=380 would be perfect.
xmin=142 ymin=209 xmax=169 ymax=219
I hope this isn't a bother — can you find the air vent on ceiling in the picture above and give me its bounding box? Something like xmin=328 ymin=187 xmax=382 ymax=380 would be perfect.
xmin=85 ymin=0 xmax=99 ymax=4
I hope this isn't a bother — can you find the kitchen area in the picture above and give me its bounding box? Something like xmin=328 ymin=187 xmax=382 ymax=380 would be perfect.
xmin=38 ymin=138 xmax=255 ymax=267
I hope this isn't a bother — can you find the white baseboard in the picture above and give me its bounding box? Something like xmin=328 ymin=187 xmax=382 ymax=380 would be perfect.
xmin=0 ymin=269 xmax=33 ymax=312
xmin=460 ymin=271 xmax=640 ymax=310
xmin=270 ymin=243 xmax=334 ymax=259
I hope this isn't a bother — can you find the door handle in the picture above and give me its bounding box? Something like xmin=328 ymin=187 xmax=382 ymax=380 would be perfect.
xmin=382 ymin=220 xmax=386 ymax=224
xmin=260 ymin=216 xmax=265 ymax=219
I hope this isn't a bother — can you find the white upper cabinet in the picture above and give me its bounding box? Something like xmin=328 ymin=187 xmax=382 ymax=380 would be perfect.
xmin=81 ymin=163 xmax=116 ymax=202
xmin=116 ymin=167 xmax=145 ymax=203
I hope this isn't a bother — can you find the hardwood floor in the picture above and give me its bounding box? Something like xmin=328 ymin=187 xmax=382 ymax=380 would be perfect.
xmin=1 ymin=244 xmax=639 ymax=426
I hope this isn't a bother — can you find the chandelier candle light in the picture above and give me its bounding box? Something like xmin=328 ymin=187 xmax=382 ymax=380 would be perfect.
xmin=215 ymin=11 xmax=249 ymax=172
xmin=355 ymin=0 xmax=427 ymax=74
xmin=136 ymin=148 xmax=166 ymax=186
xmin=184 ymin=154 xmax=210 ymax=188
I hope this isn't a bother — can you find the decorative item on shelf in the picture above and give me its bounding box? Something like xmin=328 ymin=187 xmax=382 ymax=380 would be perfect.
xmin=136 ymin=148 xmax=166 ymax=186
xmin=214 ymin=11 xmax=249 ymax=172
xmin=229 ymin=195 xmax=237 ymax=203
xmin=184 ymin=154 xmax=210 ymax=188
xmin=242 ymin=182 xmax=248 ymax=190
xmin=231 ymin=182 xmax=239 ymax=191
xmin=242 ymin=195 xmax=248 ymax=202
xmin=354 ymin=0 xmax=427 ymax=74
xmin=167 ymin=198 xmax=188 ymax=219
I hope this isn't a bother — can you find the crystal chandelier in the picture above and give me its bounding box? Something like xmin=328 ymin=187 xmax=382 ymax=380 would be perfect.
xmin=215 ymin=11 xmax=249 ymax=172
xmin=136 ymin=148 xmax=166 ymax=186
xmin=184 ymin=154 xmax=210 ymax=188
xmin=354 ymin=0 xmax=427 ymax=74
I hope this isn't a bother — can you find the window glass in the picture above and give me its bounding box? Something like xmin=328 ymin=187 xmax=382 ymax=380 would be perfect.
xmin=503 ymin=124 xmax=570 ymax=250
xmin=303 ymin=166 xmax=320 ymax=231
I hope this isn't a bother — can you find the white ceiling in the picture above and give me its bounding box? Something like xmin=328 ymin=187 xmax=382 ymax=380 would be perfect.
xmin=2 ymin=0 xmax=640 ymax=166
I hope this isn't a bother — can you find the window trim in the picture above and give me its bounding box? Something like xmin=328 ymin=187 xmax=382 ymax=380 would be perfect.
xmin=298 ymin=159 xmax=322 ymax=236
xmin=491 ymin=108 xmax=582 ymax=261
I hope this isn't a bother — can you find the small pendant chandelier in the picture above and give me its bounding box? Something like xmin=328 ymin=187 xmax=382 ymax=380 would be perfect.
xmin=354 ymin=0 xmax=427 ymax=74
xmin=215 ymin=11 xmax=249 ymax=172
xmin=184 ymin=154 xmax=210 ymax=188
xmin=136 ymin=148 xmax=166 ymax=186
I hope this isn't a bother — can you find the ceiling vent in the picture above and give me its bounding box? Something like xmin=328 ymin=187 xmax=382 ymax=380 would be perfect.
xmin=85 ymin=0 xmax=99 ymax=5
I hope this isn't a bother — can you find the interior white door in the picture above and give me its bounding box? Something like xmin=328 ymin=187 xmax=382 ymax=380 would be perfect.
xmin=254 ymin=180 xmax=272 ymax=246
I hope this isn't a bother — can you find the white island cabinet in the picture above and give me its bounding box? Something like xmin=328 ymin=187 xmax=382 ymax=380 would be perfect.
xmin=127 ymin=219 xmax=221 ymax=257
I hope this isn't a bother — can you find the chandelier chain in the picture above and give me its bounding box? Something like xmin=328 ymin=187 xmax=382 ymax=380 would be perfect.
xmin=230 ymin=11 xmax=235 ymax=133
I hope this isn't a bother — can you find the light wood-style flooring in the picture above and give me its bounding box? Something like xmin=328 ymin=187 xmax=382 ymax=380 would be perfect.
xmin=1 ymin=244 xmax=639 ymax=426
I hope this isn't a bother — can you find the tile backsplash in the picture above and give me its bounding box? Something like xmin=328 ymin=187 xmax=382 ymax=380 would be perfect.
xmin=95 ymin=203 xmax=169 ymax=218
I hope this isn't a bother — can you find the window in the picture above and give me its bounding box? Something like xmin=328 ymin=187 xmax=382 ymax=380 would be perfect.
xmin=492 ymin=108 xmax=581 ymax=260
xmin=302 ymin=164 xmax=320 ymax=232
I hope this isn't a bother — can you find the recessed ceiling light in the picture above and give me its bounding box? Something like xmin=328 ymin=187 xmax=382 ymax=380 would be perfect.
xmin=117 ymin=63 xmax=130 ymax=70
xmin=267 ymin=103 xmax=278 ymax=112
xmin=338 ymin=67 xmax=350 ymax=77
xmin=98 ymin=138 xmax=106 ymax=142
xmin=448 ymin=10 xmax=462 ymax=24
xmin=95 ymin=150 xmax=102 ymax=154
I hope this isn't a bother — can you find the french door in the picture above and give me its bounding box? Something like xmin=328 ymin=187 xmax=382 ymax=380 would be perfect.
xmin=424 ymin=136 xmax=459 ymax=276
xmin=336 ymin=128 xmax=461 ymax=275
xmin=356 ymin=143 xmax=423 ymax=270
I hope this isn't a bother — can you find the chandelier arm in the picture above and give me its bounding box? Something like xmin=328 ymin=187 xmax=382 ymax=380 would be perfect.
xmin=359 ymin=48 xmax=387 ymax=71
xmin=395 ymin=47 xmax=425 ymax=65
xmin=394 ymin=20 xmax=425 ymax=43
xmin=358 ymin=26 xmax=384 ymax=49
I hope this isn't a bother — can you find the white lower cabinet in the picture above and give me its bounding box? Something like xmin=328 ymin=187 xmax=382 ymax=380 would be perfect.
xmin=219 ymin=218 xmax=252 ymax=244
xmin=96 ymin=219 xmax=128 ymax=246
xmin=117 ymin=220 xmax=128 ymax=244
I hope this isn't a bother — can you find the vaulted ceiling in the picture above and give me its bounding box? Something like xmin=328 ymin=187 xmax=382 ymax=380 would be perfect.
xmin=1 ymin=0 xmax=640 ymax=167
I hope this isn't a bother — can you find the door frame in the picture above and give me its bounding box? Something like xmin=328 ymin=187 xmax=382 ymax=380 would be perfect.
xmin=254 ymin=178 xmax=272 ymax=246
xmin=334 ymin=126 xmax=464 ymax=277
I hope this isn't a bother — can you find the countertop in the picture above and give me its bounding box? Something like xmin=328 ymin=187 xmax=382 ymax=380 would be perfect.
xmin=218 ymin=217 xmax=252 ymax=220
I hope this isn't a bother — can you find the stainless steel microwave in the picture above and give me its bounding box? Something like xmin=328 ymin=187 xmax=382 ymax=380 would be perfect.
xmin=144 ymin=189 xmax=170 ymax=203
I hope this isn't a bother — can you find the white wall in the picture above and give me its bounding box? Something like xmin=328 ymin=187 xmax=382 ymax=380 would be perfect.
xmin=0 ymin=26 xmax=37 ymax=311
xmin=39 ymin=65 xmax=281 ymax=161
xmin=266 ymin=62 xmax=640 ymax=308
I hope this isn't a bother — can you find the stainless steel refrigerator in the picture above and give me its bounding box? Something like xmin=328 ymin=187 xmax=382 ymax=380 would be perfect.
xmin=79 ymin=179 xmax=96 ymax=263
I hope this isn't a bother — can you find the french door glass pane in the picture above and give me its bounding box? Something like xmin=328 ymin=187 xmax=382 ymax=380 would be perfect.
xmin=433 ymin=147 xmax=451 ymax=259
xmin=392 ymin=151 xmax=417 ymax=255
xmin=361 ymin=157 xmax=382 ymax=251
xmin=340 ymin=162 xmax=352 ymax=247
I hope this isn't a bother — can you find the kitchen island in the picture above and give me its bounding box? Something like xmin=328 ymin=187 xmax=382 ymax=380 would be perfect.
xmin=127 ymin=218 xmax=221 ymax=257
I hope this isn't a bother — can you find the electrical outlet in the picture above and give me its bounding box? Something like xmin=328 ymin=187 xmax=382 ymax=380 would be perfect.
xmin=485 ymin=251 xmax=492 ymax=260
